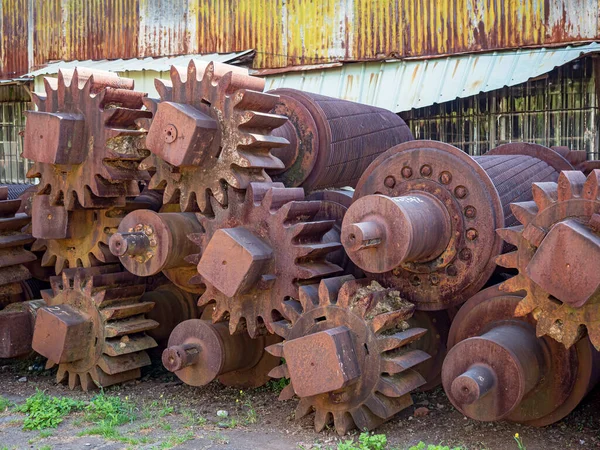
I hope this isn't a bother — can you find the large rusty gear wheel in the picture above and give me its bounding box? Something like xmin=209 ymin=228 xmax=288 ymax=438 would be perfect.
xmin=30 ymin=197 xmax=140 ymax=274
xmin=0 ymin=186 xmax=36 ymax=308
xmin=32 ymin=265 xmax=158 ymax=391
xmin=266 ymin=276 xmax=430 ymax=435
xmin=142 ymin=60 xmax=289 ymax=213
xmin=188 ymin=182 xmax=343 ymax=337
xmin=24 ymin=68 xmax=151 ymax=210
xmin=496 ymin=170 xmax=600 ymax=349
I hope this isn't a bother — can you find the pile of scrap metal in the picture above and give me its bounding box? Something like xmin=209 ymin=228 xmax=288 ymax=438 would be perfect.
xmin=3 ymin=61 xmax=599 ymax=435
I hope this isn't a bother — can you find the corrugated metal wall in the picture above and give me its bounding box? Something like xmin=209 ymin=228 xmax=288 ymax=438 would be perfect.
xmin=2 ymin=0 xmax=600 ymax=79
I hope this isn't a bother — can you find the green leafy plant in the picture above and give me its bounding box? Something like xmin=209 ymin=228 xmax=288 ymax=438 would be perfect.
xmin=0 ymin=396 xmax=12 ymax=412
xmin=338 ymin=432 xmax=387 ymax=450
xmin=267 ymin=377 xmax=290 ymax=393
xmin=84 ymin=392 xmax=136 ymax=427
xmin=17 ymin=390 xmax=84 ymax=430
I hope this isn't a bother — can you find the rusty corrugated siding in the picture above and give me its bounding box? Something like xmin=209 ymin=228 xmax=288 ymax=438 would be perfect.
xmin=1 ymin=0 xmax=28 ymax=79
xmin=2 ymin=0 xmax=600 ymax=79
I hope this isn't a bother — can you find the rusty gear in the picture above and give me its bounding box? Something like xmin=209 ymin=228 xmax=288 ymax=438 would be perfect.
xmin=442 ymin=284 xmax=600 ymax=425
xmin=0 ymin=185 xmax=36 ymax=308
xmin=266 ymin=276 xmax=430 ymax=435
xmin=32 ymin=265 xmax=158 ymax=390
xmin=24 ymin=68 xmax=151 ymax=210
xmin=496 ymin=170 xmax=600 ymax=349
xmin=187 ymin=182 xmax=343 ymax=337
xmin=142 ymin=60 xmax=288 ymax=213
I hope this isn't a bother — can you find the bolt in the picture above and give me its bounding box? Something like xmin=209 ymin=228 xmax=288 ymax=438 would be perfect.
xmin=420 ymin=165 xmax=432 ymax=177
xmin=454 ymin=185 xmax=468 ymax=199
xmin=411 ymin=275 xmax=421 ymax=286
xmin=439 ymin=171 xmax=452 ymax=185
xmin=384 ymin=176 xmax=396 ymax=188
xmin=430 ymin=274 xmax=440 ymax=285
xmin=459 ymin=248 xmax=473 ymax=261
xmin=466 ymin=229 xmax=478 ymax=241
xmin=401 ymin=167 xmax=413 ymax=178
xmin=464 ymin=206 xmax=477 ymax=219
xmin=446 ymin=265 xmax=458 ymax=277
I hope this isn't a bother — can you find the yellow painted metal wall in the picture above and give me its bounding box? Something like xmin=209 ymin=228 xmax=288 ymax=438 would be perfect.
xmin=2 ymin=0 xmax=600 ymax=79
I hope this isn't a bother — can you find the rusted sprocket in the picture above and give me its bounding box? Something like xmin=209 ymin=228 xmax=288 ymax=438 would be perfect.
xmin=496 ymin=170 xmax=600 ymax=349
xmin=0 ymin=186 xmax=36 ymax=308
xmin=142 ymin=60 xmax=289 ymax=213
xmin=30 ymin=196 xmax=143 ymax=274
xmin=188 ymin=182 xmax=343 ymax=337
xmin=23 ymin=68 xmax=151 ymax=210
xmin=266 ymin=276 xmax=430 ymax=435
xmin=32 ymin=265 xmax=158 ymax=390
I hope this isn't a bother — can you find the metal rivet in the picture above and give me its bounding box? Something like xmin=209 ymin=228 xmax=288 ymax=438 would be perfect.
xmin=466 ymin=228 xmax=478 ymax=241
xmin=439 ymin=171 xmax=452 ymax=185
xmin=464 ymin=206 xmax=477 ymax=219
xmin=446 ymin=265 xmax=458 ymax=277
xmin=454 ymin=185 xmax=468 ymax=199
xmin=401 ymin=167 xmax=413 ymax=178
xmin=420 ymin=165 xmax=432 ymax=177
xmin=384 ymin=176 xmax=396 ymax=188
xmin=459 ymin=248 xmax=473 ymax=261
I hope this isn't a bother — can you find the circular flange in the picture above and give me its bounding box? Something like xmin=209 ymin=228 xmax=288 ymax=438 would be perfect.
xmin=352 ymin=140 xmax=504 ymax=310
xmin=444 ymin=284 xmax=600 ymax=425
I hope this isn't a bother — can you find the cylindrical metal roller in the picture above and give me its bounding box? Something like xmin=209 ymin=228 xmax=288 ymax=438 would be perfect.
xmin=109 ymin=209 xmax=203 ymax=293
xmin=142 ymin=283 xmax=201 ymax=348
xmin=269 ymin=89 xmax=414 ymax=190
xmin=342 ymin=141 xmax=575 ymax=310
xmin=162 ymin=318 xmax=279 ymax=388
xmin=442 ymin=284 xmax=600 ymax=425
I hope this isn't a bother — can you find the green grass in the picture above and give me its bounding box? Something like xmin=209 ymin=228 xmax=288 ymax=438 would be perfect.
xmin=84 ymin=392 xmax=136 ymax=427
xmin=78 ymin=424 xmax=152 ymax=446
xmin=266 ymin=377 xmax=290 ymax=393
xmin=0 ymin=396 xmax=12 ymax=412
xmin=407 ymin=444 xmax=463 ymax=450
xmin=17 ymin=390 xmax=85 ymax=430
xmin=154 ymin=431 xmax=194 ymax=449
xmin=338 ymin=433 xmax=387 ymax=450
xmin=39 ymin=430 xmax=52 ymax=439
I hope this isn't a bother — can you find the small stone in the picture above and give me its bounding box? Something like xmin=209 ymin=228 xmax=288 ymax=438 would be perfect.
xmin=408 ymin=416 xmax=413 ymax=421
xmin=417 ymin=399 xmax=430 ymax=406
xmin=217 ymin=410 xmax=229 ymax=418
xmin=18 ymin=377 xmax=27 ymax=382
xmin=85 ymin=444 xmax=91 ymax=447
xmin=580 ymin=440 xmax=585 ymax=445
xmin=437 ymin=403 xmax=444 ymax=409
xmin=464 ymin=425 xmax=473 ymax=432
xmin=414 ymin=407 xmax=430 ymax=417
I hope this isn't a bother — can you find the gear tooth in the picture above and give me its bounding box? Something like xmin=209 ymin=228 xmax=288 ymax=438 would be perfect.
xmin=332 ymin=411 xmax=356 ymax=435
xmin=233 ymin=89 xmax=280 ymax=113
xmin=295 ymin=398 xmax=313 ymax=419
xmin=290 ymin=220 xmax=335 ymax=241
xmin=377 ymin=328 xmax=428 ymax=352
xmin=318 ymin=276 xmax=350 ymax=306
xmin=587 ymin=327 xmax=600 ymax=351
xmin=270 ymin=320 xmax=292 ymax=339
xmin=313 ymin=409 xmax=332 ymax=433
xmin=381 ymin=350 xmax=430 ymax=374
xmin=295 ymin=260 xmax=343 ymax=281
xmin=97 ymin=353 xmax=151 ymax=375
xmin=495 ymin=251 xmax=518 ymax=269
xmin=531 ymin=182 xmax=559 ymax=211
xmin=40 ymin=249 xmax=56 ymax=268
xmin=56 ymin=365 xmax=67 ymax=384
xmin=557 ymin=171 xmax=587 ymax=201
xmin=350 ymin=406 xmax=382 ymax=432
xmin=268 ymin=364 xmax=288 ymax=379
xmin=499 ymin=274 xmax=527 ymax=295
xmin=68 ymin=372 xmax=80 ymax=390
xmin=154 ymin=78 xmax=172 ymax=101
xmin=514 ymin=294 xmax=539 ymax=317
xmin=278 ymin=383 xmax=295 ymax=401
xmin=265 ymin=342 xmax=284 ymax=358
xmin=583 ymin=169 xmax=600 ymax=200
xmin=496 ymin=225 xmax=523 ymax=247
xmin=279 ymin=199 xmax=319 ymax=222
xmin=511 ymin=201 xmax=539 ymax=226
xmin=363 ymin=395 xmax=391 ymax=419
xmin=377 ymin=371 xmax=426 ymax=398
xmin=237 ymin=109 xmax=289 ymax=131
xmin=298 ymin=284 xmax=320 ymax=311
xmin=245 ymin=315 xmax=259 ymax=338
xmin=559 ymin=318 xmax=586 ymax=348
xmin=282 ymin=299 xmax=302 ymax=324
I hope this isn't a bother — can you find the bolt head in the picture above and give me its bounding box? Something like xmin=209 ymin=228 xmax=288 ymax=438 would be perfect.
xmin=401 ymin=167 xmax=413 ymax=178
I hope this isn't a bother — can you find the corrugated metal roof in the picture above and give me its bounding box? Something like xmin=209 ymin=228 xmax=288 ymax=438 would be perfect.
xmin=25 ymin=50 xmax=254 ymax=78
xmin=262 ymin=43 xmax=600 ymax=112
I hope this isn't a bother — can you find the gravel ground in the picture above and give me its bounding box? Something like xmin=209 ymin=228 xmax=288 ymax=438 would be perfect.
xmin=0 ymin=356 xmax=598 ymax=450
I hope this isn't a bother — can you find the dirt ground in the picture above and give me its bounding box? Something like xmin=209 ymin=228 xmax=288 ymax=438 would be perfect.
xmin=0 ymin=356 xmax=598 ymax=450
